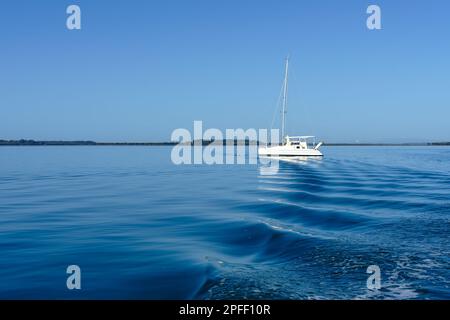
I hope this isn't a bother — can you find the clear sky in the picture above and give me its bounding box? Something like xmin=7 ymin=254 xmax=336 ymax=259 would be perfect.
xmin=0 ymin=0 xmax=449 ymax=143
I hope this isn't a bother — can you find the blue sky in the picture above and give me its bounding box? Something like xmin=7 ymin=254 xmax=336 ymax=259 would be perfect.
xmin=0 ymin=0 xmax=449 ymax=142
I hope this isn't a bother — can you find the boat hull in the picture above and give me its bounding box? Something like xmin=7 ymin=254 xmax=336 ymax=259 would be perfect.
xmin=258 ymin=146 xmax=323 ymax=157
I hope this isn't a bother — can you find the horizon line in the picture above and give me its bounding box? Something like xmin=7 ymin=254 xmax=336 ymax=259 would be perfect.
xmin=1 ymin=139 xmax=450 ymax=147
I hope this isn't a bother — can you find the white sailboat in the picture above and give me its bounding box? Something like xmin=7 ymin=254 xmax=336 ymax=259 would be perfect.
xmin=258 ymin=57 xmax=323 ymax=157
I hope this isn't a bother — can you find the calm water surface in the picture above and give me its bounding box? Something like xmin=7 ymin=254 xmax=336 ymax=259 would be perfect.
xmin=0 ymin=146 xmax=449 ymax=299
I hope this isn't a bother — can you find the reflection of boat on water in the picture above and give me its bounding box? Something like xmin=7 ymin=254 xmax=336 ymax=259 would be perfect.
xmin=258 ymin=152 xmax=323 ymax=176
xmin=258 ymin=57 xmax=323 ymax=157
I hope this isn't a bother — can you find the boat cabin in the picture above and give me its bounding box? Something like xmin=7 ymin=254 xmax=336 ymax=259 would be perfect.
xmin=284 ymin=136 xmax=316 ymax=149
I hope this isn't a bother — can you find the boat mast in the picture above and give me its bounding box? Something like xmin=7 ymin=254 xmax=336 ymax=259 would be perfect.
xmin=281 ymin=56 xmax=289 ymax=140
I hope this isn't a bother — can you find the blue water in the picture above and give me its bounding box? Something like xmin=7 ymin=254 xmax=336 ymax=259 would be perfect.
xmin=0 ymin=146 xmax=449 ymax=299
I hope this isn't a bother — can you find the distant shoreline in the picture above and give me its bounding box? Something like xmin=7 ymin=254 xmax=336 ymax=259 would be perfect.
xmin=1 ymin=139 xmax=449 ymax=147
xmin=0 ymin=140 xmax=176 ymax=146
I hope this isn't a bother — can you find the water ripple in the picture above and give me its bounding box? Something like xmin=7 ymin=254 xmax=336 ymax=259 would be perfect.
xmin=0 ymin=146 xmax=448 ymax=299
